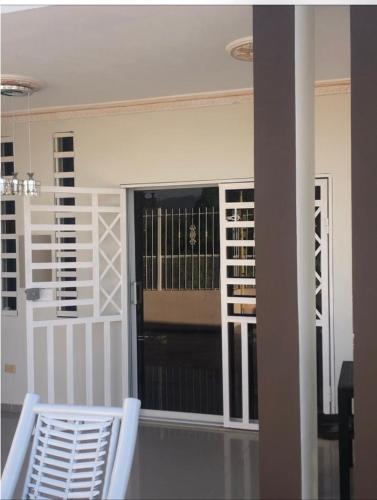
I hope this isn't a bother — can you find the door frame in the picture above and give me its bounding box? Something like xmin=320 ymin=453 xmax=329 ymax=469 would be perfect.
xmin=125 ymin=179 xmax=233 ymax=427
xmin=123 ymin=175 xmax=334 ymax=426
xmin=317 ymin=175 xmax=335 ymax=414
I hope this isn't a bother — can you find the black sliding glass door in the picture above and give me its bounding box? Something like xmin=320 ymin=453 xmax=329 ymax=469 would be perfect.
xmin=134 ymin=187 xmax=223 ymax=415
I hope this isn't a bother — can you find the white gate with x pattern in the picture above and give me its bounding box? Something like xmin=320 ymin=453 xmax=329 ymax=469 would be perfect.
xmin=24 ymin=186 xmax=127 ymax=405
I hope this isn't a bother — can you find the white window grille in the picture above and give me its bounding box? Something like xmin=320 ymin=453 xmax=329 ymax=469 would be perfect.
xmin=53 ymin=132 xmax=77 ymax=317
xmin=1 ymin=138 xmax=17 ymax=315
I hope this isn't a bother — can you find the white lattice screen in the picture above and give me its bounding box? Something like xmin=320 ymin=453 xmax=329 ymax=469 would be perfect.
xmin=24 ymin=186 xmax=127 ymax=406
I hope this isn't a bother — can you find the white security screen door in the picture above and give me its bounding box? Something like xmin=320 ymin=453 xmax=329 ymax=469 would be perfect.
xmin=220 ymin=183 xmax=258 ymax=430
xmin=219 ymin=180 xmax=331 ymax=430
xmin=24 ymin=186 xmax=127 ymax=405
xmin=315 ymin=178 xmax=332 ymax=414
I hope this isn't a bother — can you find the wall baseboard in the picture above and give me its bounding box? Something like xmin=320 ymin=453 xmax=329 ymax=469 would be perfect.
xmin=2 ymin=403 xmax=22 ymax=414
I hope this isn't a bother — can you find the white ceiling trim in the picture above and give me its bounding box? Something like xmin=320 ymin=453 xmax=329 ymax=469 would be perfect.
xmin=1 ymin=79 xmax=350 ymax=123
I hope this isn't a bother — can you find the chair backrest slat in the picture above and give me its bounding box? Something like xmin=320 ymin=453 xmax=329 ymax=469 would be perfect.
xmin=23 ymin=413 xmax=117 ymax=499
xmin=1 ymin=394 xmax=140 ymax=500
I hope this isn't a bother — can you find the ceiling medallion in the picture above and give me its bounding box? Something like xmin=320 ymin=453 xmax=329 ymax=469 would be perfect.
xmin=226 ymin=36 xmax=253 ymax=62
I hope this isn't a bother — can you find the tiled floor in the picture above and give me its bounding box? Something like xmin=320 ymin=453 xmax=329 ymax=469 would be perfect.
xmin=2 ymin=412 xmax=340 ymax=499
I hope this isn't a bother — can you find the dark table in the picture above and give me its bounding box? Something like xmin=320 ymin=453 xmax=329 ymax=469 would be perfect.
xmin=338 ymin=360 xmax=353 ymax=500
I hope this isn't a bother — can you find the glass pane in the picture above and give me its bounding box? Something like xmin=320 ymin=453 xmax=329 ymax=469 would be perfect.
xmin=57 ymin=197 xmax=75 ymax=206
xmin=226 ymin=227 xmax=254 ymax=240
xmin=226 ymin=208 xmax=254 ymax=222
xmin=227 ymin=302 xmax=256 ymax=317
xmin=2 ymin=239 xmax=16 ymax=253
xmin=56 ymin=157 xmax=74 ymax=172
xmin=226 ymin=246 xmax=255 ymax=260
xmin=1 ymin=161 xmax=14 ymax=176
xmin=135 ymin=187 xmax=223 ymax=415
xmin=1 ymin=142 xmax=13 ymax=157
xmin=227 ymin=265 xmax=255 ymax=279
xmin=316 ymin=326 xmax=323 ymax=412
xmin=227 ymin=284 xmax=256 ymax=297
xmin=248 ymin=323 xmax=258 ymax=420
xmin=1 ymin=200 xmax=15 ymax=215
xmin=2 ymin=258 xmax=16 ymax=272
xmin=59 ymin=177 xmax=74 ymax=187
xmin=56 ymin=136 xmax=74 ymax=152
xmin=1 ymin=220 xmax=16 ymax=234
xmin=2 ymin=297 xmax=16 ymax=311
xmin=2 ymin=277 xmax=16 ymax=291
xmin=225 ymin=189 xmax=254 ymax=203
xmin=229 ymin=322 xmax=242 ymax=419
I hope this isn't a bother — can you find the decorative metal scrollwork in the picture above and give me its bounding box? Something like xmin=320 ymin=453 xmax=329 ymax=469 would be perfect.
xmin=189 ymin=224 xmax=197 ymax=246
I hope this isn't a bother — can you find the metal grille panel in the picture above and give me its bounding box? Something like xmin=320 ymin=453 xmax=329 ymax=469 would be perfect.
xmin=220 ymin=179 xmax=331 ymax=429
xmin=24 ymin=187 xmax=126 ymax=406
xmin=143 ymin=207 xmax=220 ymax=290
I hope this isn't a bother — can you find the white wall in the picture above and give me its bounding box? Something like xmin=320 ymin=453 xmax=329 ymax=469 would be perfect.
xmin=315 ymin=92 xmax=353 ymax=409
xmin=1 ymin=93 xmax=352 ymax=407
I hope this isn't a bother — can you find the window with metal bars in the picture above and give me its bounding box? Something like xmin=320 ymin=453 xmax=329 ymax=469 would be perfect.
xmin=143 ymin=206 xmax=220 ymax=290
xmin=1 ymin=138 xmax=17 ymax=314
xmin=53 ymin=133 xmax=77 ymax=317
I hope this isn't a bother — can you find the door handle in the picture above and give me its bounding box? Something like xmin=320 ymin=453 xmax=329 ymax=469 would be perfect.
xmin=131 ymin=281 xmax=142 ymax=305
xmin=131 ymin=282 xmax=138 ymax=305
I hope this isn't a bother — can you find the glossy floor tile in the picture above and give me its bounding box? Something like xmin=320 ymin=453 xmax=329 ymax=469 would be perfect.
xmin=2 ymin=412 xmax=340 ymax=499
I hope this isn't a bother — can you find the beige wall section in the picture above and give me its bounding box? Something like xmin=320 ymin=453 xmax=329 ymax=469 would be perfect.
xmin=315 ymin=92 xmax=352 ymax=408
xmin=2 ymin=103 xmax=253 ymax=188
xmin=1 ymin=94 xmax=351 ymax=407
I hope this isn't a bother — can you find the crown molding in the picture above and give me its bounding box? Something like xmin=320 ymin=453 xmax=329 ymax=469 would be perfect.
xmin=315 ymin=78 xmax=350 ymax=96
xmin=1 ymin=89 xmax=252 ymax=123
xmin=1 ymin=79 xmax=350 ymax=123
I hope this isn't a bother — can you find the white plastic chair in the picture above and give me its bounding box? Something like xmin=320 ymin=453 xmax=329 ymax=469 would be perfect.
xmin=1 ymin=393 xmax=141 ymax=500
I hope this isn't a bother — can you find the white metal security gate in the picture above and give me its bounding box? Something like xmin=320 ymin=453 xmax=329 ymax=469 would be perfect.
xmin=315 ymin=178 xmax=332 ymax=414
xmin=24 ymin=186 xmax=127 ymax=405
xmin=220 ymin=180 xmax=331 ymax=430
xmin=220 ymin=183 xmax=258 ymax=430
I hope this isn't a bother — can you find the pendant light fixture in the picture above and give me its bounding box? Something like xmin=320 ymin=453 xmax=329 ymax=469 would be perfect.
xmin=22 ymin=90 xmax=41 ymax=196
xmin=1 ymin=75 xmax=42 ymax=197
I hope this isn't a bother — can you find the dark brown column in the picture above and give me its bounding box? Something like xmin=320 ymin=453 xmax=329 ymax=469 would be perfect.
xmin=351 ymin=7 xmax=377 ymax=500
xmin=254 ymin=6 xmax=316 ymax=499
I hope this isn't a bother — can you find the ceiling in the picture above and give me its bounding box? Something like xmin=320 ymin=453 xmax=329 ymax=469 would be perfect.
xmin=0 ymin=5 xmax=44 ymax=14
xmin=1 ymin=5 xmax=350 ymax=111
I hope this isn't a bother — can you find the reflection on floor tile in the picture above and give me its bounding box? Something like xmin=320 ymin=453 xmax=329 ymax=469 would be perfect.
xmin=318 ymin=438 xmax=340 ymax=499
xmin=1 ymin=412 xmax=20 ymax=471
xmin=2 ymin=412 xmax=339 ymax=499
xmin=127 ymin=423 xmax=259 ymax=500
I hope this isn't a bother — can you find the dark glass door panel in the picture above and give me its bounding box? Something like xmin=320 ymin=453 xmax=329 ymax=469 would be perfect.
xmin=134 ymin=187 xmax=223 ymax=415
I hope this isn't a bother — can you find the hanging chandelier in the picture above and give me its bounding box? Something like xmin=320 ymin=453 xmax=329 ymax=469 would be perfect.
xmin=1 ymin=75 xmax=42 ymax=197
